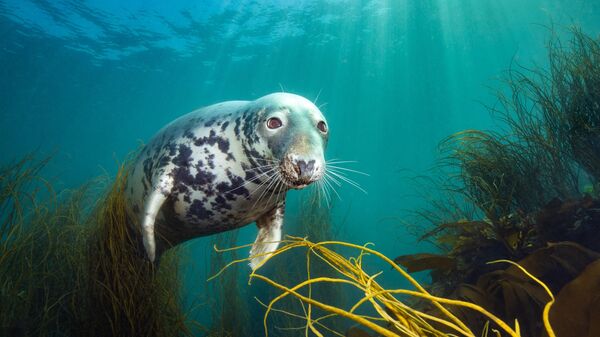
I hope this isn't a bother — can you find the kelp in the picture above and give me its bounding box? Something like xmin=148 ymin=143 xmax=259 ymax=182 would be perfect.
xmin=206 ymin=230 xmax=251 ymax=337
xmin=84 ymin=161 xmax=192 ymax=337
xmin=204 ymin=190 xmax=344 ymax=337
xmin=0 ymin=154 xmax=89 ymax=336
xmin=418 ymin=242 xmax=599 ymax=337
xmin=0 ymin=154 xmax=195 ymax=336
xmin=407 ymin=28 xmax=600 ymax=286
xmin=547 ymin=259 xmax=600 ymax=337
xmin=210 ymin=236 xmax=556 ymax=337
xmin=262 ymin=190 xmax=345 ymax=336
xmin=397 ymin=28 xmax=600 ymax=337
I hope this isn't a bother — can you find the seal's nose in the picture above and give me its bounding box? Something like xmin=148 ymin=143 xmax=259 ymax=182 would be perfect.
xmin=294 ymin=160 xmax=316 ymax=181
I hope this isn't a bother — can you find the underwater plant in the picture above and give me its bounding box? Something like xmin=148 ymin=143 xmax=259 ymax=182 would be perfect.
xmin=211 ymin=236 xmax=556 ymax=337
xmin=85 ymin=160 xmax=193 ymax=337
xmin=206 ymin=230 xmax=251 ymax=337
xmin=0 ymin=154 xmax=196 ymax=337
xmin=0 ymin=154 xmax=85 ymax=336
xmin=261 ymin=190 xmax=346 ymax=336
xmin=205 ymin=189 xmax=345 ymax=337
xmin=395 ymin=28 xmax=600 ymax=337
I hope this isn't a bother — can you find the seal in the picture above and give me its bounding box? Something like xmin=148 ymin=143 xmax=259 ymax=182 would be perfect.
xmin=126 ymin=92 xmax=329 ymax=269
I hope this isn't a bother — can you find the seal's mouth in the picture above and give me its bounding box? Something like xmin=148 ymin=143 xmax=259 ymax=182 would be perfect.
xmin=288 ymin=180 xmax=309 ymax=189
xmin=279 ymin=158 xmax=321 ymax=189
xmin=279 ymin=167 xmax=310 ymax=189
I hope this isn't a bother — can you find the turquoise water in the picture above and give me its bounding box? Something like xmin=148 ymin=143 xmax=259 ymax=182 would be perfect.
xmin=2 ymin=0 xmax=600 ymax=335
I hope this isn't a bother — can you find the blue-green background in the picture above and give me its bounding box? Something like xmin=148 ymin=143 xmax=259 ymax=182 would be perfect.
xmin=2 ymin=0 xmax=600 ymax=333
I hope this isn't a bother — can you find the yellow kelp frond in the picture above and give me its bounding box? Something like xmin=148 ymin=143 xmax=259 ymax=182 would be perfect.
xmin=212 ymin=236 xmax=556 ymax=337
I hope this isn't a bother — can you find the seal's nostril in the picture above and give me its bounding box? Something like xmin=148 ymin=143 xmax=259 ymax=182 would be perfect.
xmin=307 ymin=160 xmax=315 ymax=172
xmin=296 ymin=160 xmax=307 ymax=176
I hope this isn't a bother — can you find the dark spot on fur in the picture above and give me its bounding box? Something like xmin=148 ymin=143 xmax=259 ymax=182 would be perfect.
xmin=215 ymin=182 xmax=230 ymax=194
xmin=172 ymin=144 xmax=193 ymax=167
xmin=195 ymin=168 xmax=216 ymax=187
xmin=207 ymin=154 xmax=216 ymax=169
xmin=189 ymin=199 xmax=213 ymax=220
xmin=158 ymin=154 xmax=171 ymax=167
xmin=218 ymin=138 xmax=229 ymax=153
xmin=183 ymin=129 xmax=195 ymax=139
xmin=226 ymin=171 xmax=249 ymax=197
xmin=234 ymin=117 xmax=241 ymax=136
xmin=167 ymin=142 xmax=177 ymax=156
xmin=173 ymin=167 xmax=194 ymax=193
xmin=212 ymin=195 xmax=232 ymax=212
xmin=143 ymin=158 xmax=153 ymax=183
xmin=193 ymin=130 xmax=231 ymax=154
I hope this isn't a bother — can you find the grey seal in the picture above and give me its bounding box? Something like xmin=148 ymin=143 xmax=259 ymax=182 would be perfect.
xmin=126 ymin=92 xmax=329 ymax=269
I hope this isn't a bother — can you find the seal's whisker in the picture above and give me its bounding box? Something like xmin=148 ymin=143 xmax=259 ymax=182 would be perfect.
xmin=326 ymin=170 xmax=361 ymax=188
xmin=316 ymin=180 xmax=325 ymax=203
xmin=245 ymin=163 xmax=277 ymax=170
xmin=326 ymin=159 xmax=358 ymax=164
xmin=327 ymin=165 xmax=370 ymax=176
xmin=313 ymin=88 xmax=323 ymax=105
xmin=323 ymin=172 xmax=343 ymax=187
xmin=274 ymin=174 xmax=287 ymax=202
xmin=255 ymin=174 xmax=279 ymax=207
xmin=317 ymin=180 xmax=330 ymax=208
xmin=226 ymin=166 xmax=278 ymax=193
xmin=322 ymin=175 xmax=342 ymax=201
xmin=250 ymin=171 xmax=277 ymax=195
xmin=247 ymin=156 xmax=279 ymax=163
xmin=265 ymin=174 xmax=284 ymax=206
xmin=243 ymin=166 xmax=277 ymax=175
xmin=248 ymin=179 xmax=273 ymax=207
xmin=252 ymin=171 xmax=280 ymax=208
xmin=247 ymin=170 xmax=278 ymax=197
xmin=243 ymin=166 xmax=276 ymax=175
xmin=324 ymin=186 xmax=332 ymax=207
xmin=317 ymin=177 xmax=331 ymax=206
xmin=326 ymin=171 xmax=368 ymax=195
xmin=313 ymin=181 xmax=322 ymax=205
xmin=246 ymin=166 xmax=278 ymax=181
xmin=321 ymin=180 xmax=332 ymax=206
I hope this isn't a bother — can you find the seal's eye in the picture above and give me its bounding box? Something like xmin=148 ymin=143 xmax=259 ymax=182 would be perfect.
xmin=267 ymin=117 xmax=283 ymax=129
xmin=317 ymin=121 xmax=328 ymax=133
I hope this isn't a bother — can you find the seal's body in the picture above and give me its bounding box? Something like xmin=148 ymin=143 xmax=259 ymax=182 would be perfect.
xmin=126 ymin=93 xmax=329 ymax=268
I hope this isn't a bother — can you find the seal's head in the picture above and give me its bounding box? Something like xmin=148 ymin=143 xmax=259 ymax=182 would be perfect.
xmin=249 ymin=93 xmax=328 ymax=189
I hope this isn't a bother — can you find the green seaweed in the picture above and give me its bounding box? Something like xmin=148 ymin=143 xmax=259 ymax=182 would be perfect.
xmin=206 ymin=230 xmax=251 ymax=337
xmin=395 ymin=28 xmax=600 ymax=337
xmin=0 ymin=154 xmax=196 ymax=336
xmin=411 ymin=27 xmax=600 ymax=283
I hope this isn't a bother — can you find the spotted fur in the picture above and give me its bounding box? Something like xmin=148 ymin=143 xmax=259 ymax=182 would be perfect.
xmin=126 ymin=93 xmax=328 ymax=268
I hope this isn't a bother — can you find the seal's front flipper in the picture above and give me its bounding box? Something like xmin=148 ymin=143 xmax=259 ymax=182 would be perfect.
xmin=249 ymin=203 xmax=285 ymax=270
xmin=142 ymin=175 xmax=173 ymax=262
